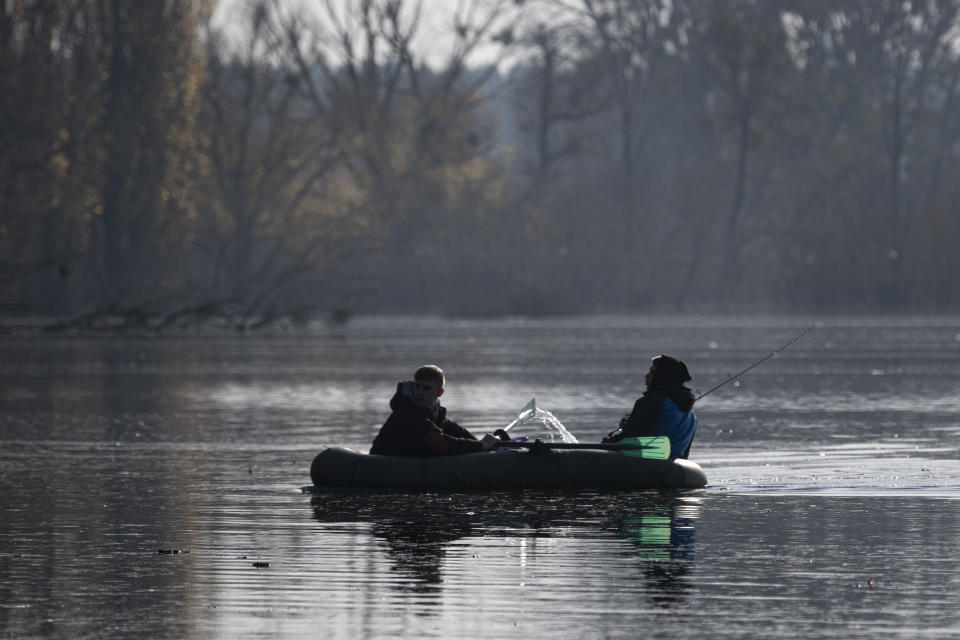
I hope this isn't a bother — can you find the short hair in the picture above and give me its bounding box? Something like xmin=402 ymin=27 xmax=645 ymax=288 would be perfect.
xmin=414 ymin=364 xmax=445 ymax=389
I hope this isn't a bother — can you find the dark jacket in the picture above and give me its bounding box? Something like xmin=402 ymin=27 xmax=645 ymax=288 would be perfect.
xmin=370 ymin=382 xmax=482 ymax=456
xmin=602 ymin=383 xmax=697 ymax=459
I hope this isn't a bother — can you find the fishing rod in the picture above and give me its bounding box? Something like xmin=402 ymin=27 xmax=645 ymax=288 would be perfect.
xmin=695 ymin=324 xmax=815 ymax=402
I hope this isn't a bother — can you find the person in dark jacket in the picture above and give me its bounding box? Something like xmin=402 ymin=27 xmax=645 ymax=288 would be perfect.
xmin=603 ymin=354 xmax=697 ymax=459
xmin=370 ymin=365 xmax=499 ymax=457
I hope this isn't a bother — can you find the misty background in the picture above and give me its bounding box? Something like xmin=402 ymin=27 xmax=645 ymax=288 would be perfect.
xmin=3 ymin=0 xmax=960 ymax=332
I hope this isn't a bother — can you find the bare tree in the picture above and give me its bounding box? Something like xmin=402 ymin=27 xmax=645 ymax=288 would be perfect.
xmin=776 ymin=0 xmax=960 ymax=309
xmin=198 ymin=1 xmax=347 ymax=330
xmin=269 ymin=0 xmax=522 ymax=309
xmin=1 ymin=1 xmax=209 ymax=324
xmin=688 ymin=0 xmax=790 ymax=295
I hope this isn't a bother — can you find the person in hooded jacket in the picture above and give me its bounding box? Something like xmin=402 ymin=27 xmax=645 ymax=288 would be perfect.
xmin=602 ymin=354 xmax=697 ymax=459
xmin=370 ymin=365 xmax=499 ymax=457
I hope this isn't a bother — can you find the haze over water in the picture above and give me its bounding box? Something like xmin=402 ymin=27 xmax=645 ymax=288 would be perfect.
xmin=2 ymin=315 xmax=959 ymax=638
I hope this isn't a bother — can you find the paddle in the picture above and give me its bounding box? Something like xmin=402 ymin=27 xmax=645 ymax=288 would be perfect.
xmin=502 ymin=398 xmax=537 ymax=434
xmin=497 ymin=436 xmax=671 ymax=460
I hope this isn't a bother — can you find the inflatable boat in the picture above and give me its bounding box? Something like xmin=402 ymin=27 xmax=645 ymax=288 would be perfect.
xmin=310 ymin=446 xmax=708 ymax=490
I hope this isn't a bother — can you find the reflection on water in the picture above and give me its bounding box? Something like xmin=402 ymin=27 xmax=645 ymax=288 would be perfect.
xmin=2 ymin=316 xmax=960 ymax=638
xmin=372 ymin=519 xmax=469 ymax=597
xmin=619 ymin=499 xmax=700 ymax=607
xmin=309 ymin=489 xmax=701 ymax=611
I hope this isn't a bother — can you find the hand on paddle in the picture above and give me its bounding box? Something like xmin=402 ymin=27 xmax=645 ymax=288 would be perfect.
xmin=480 ymin=433 xmax=500 ymax=451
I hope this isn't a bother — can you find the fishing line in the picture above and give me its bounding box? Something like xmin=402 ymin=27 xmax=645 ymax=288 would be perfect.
xmin=695 ymin=324 xmax=815 ymax=402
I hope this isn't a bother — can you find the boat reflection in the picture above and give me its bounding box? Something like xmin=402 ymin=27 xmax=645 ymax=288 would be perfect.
xmin=618 ymin=499 xmax=700 ymax=606
xmin=309 ymin=489 xmax=700 ymax=606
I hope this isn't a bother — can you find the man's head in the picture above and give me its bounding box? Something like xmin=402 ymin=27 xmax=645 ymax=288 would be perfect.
xmin=412 ymin=365 xmax=445 ymax=408
xmin=645 ymin=354 xmax=691 ymax=388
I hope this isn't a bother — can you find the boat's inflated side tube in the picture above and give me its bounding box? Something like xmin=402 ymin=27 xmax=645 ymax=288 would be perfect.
xmin=310 ymin=447 xmax=708 ymax=490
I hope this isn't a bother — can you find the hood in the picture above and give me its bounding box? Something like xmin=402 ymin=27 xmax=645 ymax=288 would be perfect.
xmin=650 ymin=354 xmax=692 ymax=386
xmin=648 ymin=383 xmax=696 ymax=412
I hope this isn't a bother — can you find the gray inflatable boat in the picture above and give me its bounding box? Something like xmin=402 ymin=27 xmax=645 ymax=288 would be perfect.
xmin=310 ymin=446 xmax=708 ymax=490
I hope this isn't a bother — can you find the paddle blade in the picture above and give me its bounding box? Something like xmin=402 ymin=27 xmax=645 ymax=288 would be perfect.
xmin=519 ymin=397 xmax=536 ymax=419
xmin=617 ymin=436 xmax=671 ymax=460
xmin=504 ymin=398 xmax=537 ymax=433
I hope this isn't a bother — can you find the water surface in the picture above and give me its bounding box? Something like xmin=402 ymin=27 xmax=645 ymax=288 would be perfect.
xmin=2 ymin=315 xmax=959 ymax=638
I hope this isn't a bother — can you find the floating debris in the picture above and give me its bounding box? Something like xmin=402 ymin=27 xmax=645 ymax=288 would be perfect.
xmin=252 ymin=561 xmax=270 ymax=569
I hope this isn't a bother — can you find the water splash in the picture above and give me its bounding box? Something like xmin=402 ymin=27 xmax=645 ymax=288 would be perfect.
xmin=516 ymin=407 xmax=579 ymax=443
